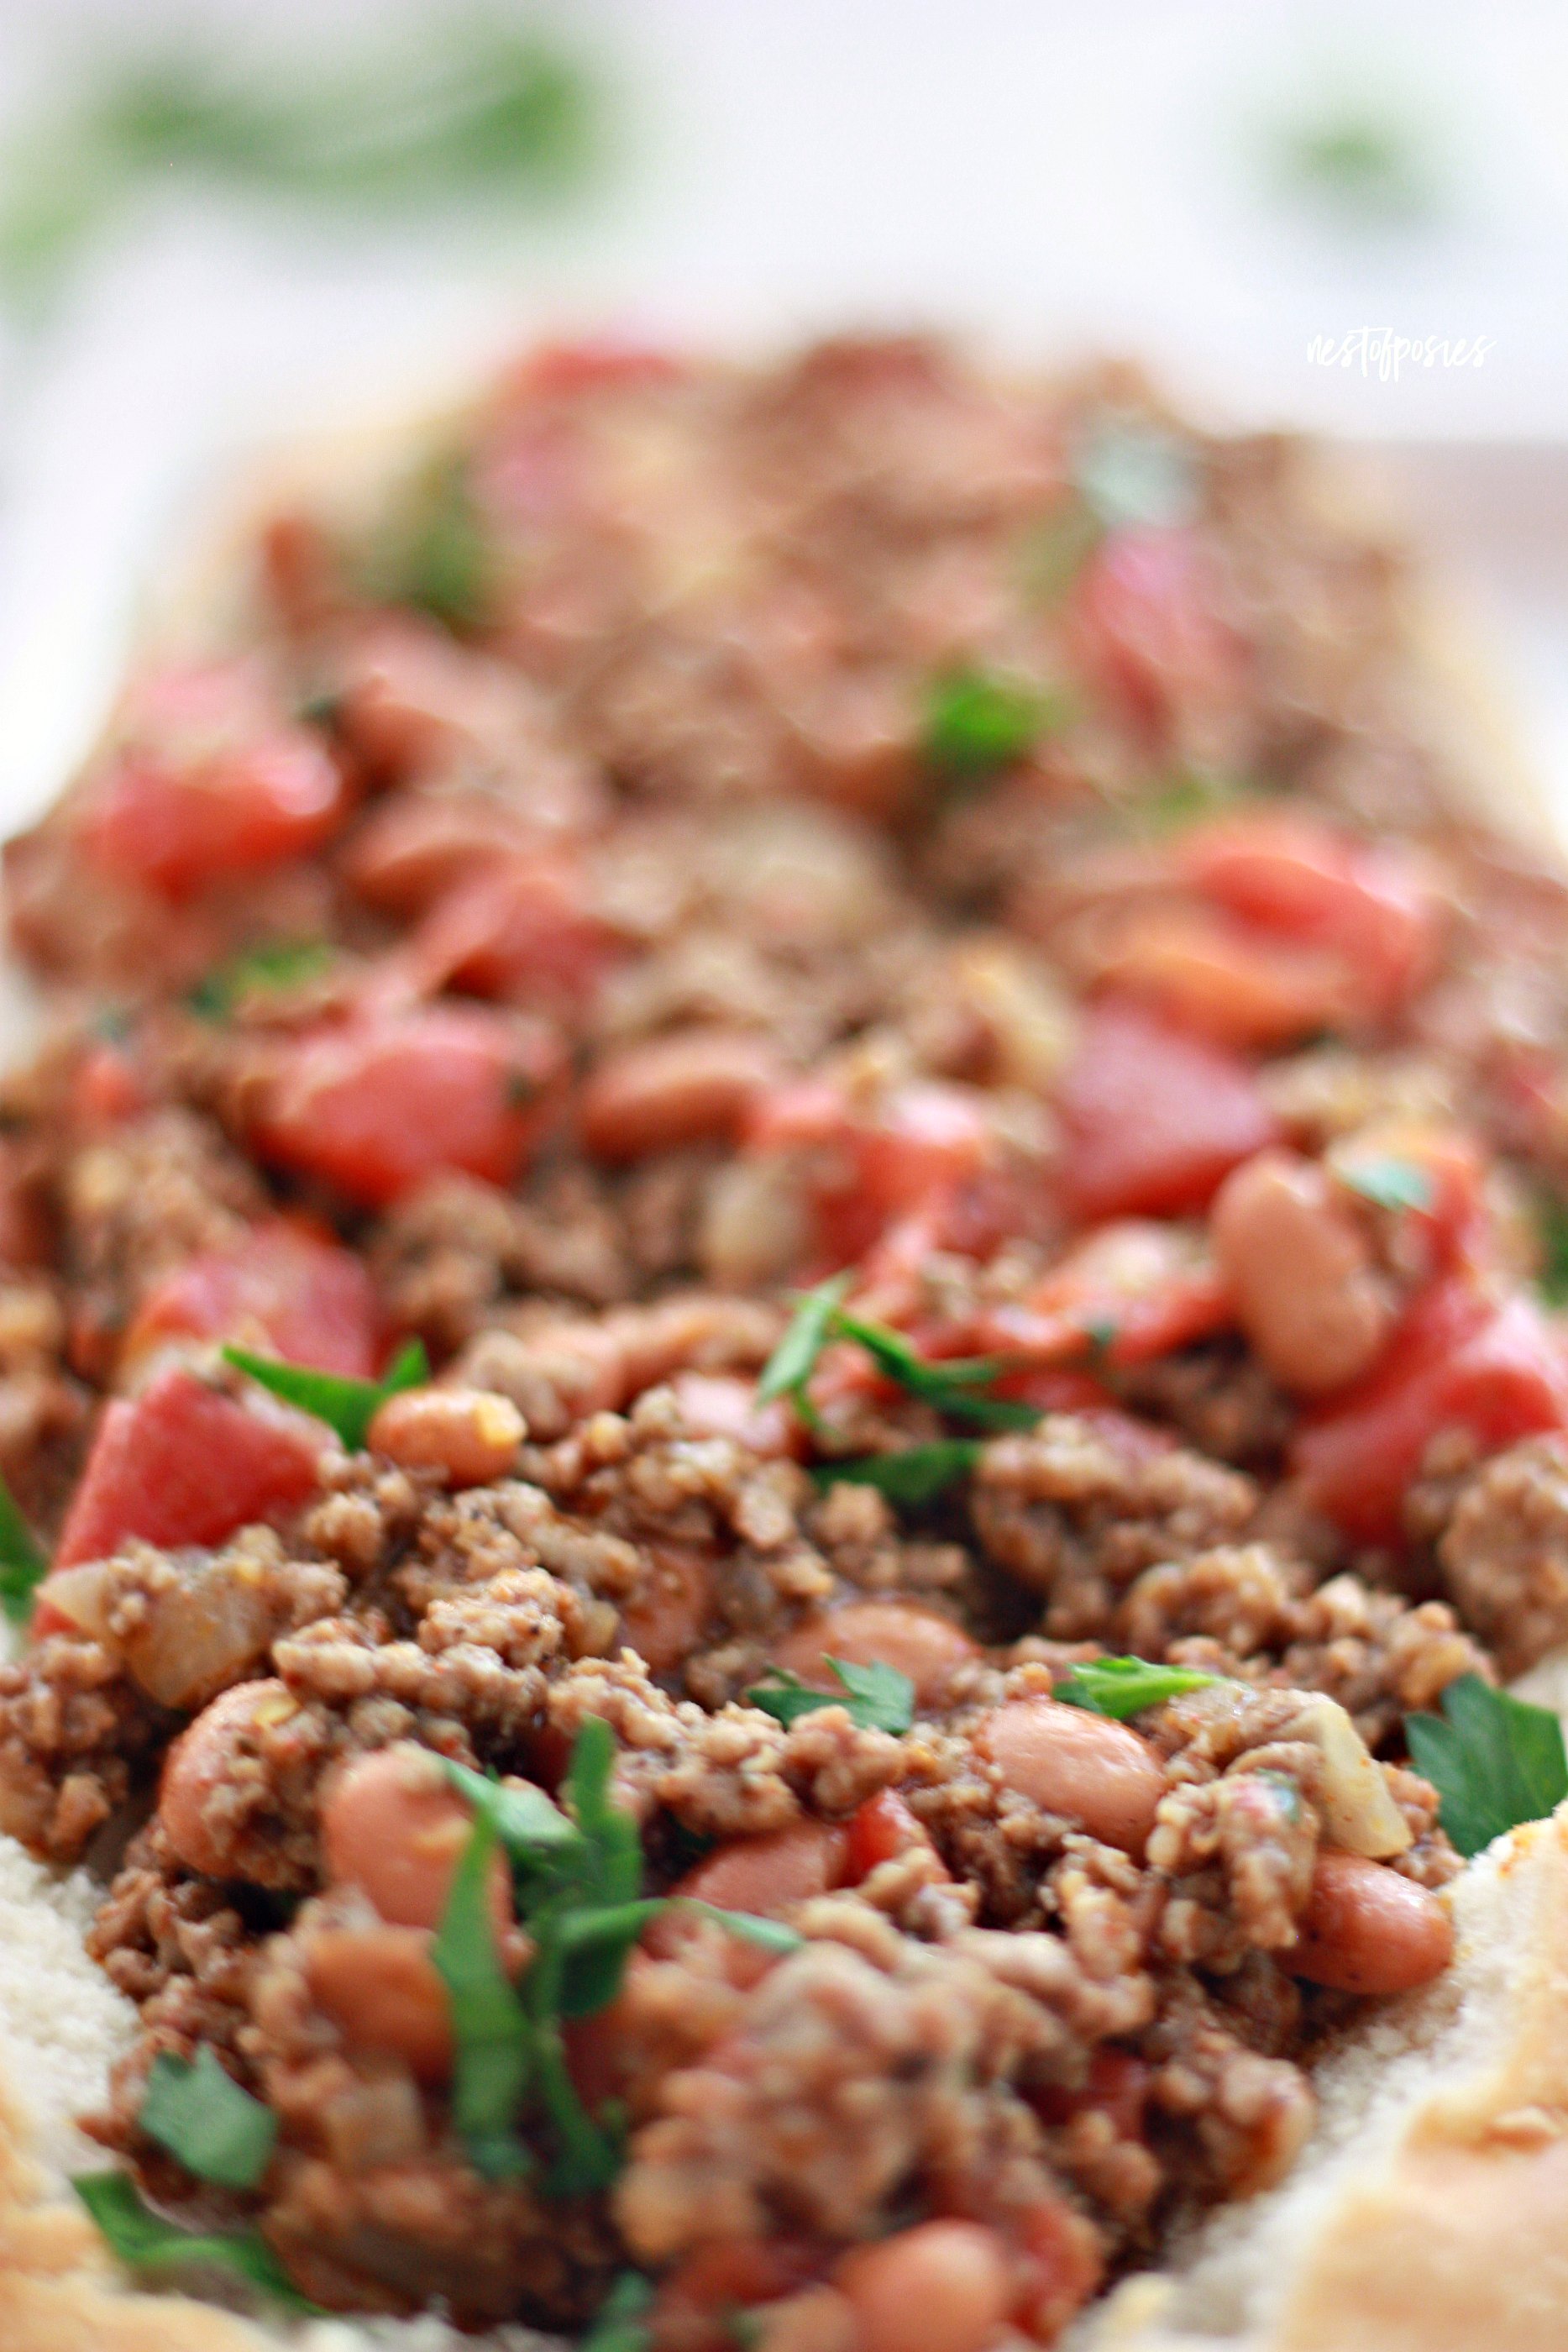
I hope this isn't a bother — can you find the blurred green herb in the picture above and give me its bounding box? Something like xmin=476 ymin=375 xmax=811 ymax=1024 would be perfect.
xmin=1054 ymin=1656 xmax=1219 ymax=1719
xmin=0 ymin=1471 xmax=48 ymax=1626
xmin=922 ymin=668 xmax=1068 ymax=781
xmin=1072 ymin=420 xmax=1199 ymax=533
xmin=1406 ymin=1672 xmax=1568 ymax=1858
xmin=223 ymin=1336 xmax=429 ymax=1452
xmin=0 ymin=12 xmax=602 ymax=301
xmin=72 ymin=2171 xmax=318 ymax=2313
xmin=747 ymin=1656 xmax=916 ymax=1735
xmin=1535 ymin=1192 xmax=1568 ymax=1307
xmin=186 ymin=938 xmax=336 ymax=1022
xmin=813 ymin=1439 xmax=984 ymax=1505
xmin=139 ymin=2045 xmax=278 ymax=2191
xmin=1266 ymin=102 xmax=1442 ymax=228
xmin=360 ymin=452 xmax=499 ymax=633
xmin=581 ymin=2271 xmax=655 ymax=2352
xmin=1339 ymin=1158 xmax=1434 ymax=1215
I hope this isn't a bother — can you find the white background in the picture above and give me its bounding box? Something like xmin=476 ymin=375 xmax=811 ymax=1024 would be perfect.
xmin=0 ymin=0 xmax=1565 ymax=835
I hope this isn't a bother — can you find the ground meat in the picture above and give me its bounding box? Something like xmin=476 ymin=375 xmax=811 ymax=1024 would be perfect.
xmin=1432 ymin=1436 xmax=1568 ymax=1675
xmin=972 ymin=1419 xmax=1259 ymax=1641
xmin=0 ymin=1629 xmax=170 ymax=1858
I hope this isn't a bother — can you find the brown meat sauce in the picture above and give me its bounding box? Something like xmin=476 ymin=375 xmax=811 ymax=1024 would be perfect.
xmin=0 ymin=338 xmax=1557 ymax=2342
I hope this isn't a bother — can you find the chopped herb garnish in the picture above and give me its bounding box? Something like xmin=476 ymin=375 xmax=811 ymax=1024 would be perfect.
xmin=1072 ymin=420 xmax=1199 ymax=533
xmin=813 ymin=1439 xmax=983 ymax=1505
xmin=223 ymin=1336 xmax=428 ymax=1452
xmin=921 ymin=668 xmax=1064 ymax=780
xmin=186 ymin=938 xmax=336 ymax=1021
xmin=1338 ymin=1158 xmax=1434 ymax=1214
xmin=1270 ymin=106 xmax=1440 ymax=227
xmin=72 ymin=2171 xmax=318 ymax=2313
xmin=1535 ymin=1191 xmax=1568 ymax=1306
xmin=683 ymin=1904 xmax=804 ymax=1956
xmin=756 ymin=1273 xmax=851 ymax=1427
xmin=1137 ymin=766 xmax=1247 ymax=835
xmin=830 ymin=1309 xmax=1038 ymax=1430
xmin=433 ymin=1806 xmax=534 ymax=2180
xmin=0 ymin=1470 xmax=48 ymax=1626
xmin=1054 ymin=1656 xmax=1220 ymax=1719
xmin=438 ymin=1719 xmax=794 ymax=2193
xmin=367 ymin=453 xmax=498 ymax=633
xmin=747 ymin=1655 xmax=916 ymax=1736
xmin=1406 ymin=1672 xmax=1568 ymax=1859
xmin=581 ymin=2269 xmax=655 ymax=2352
xmin=139 ymin=2045 xmax=278 ymax=2190
xmin=760 ymin=1286 xmax=1036 ymax=1442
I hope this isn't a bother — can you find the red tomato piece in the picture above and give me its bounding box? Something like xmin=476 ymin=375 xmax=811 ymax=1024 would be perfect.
xmin=507 ymin=340 xmax=685 ymax=399
xmin=747 ymin=1077 xmax=994 ymax=1273
xmin=983 ymin=1219 xmax=1232 ymax=1368
xmin=251 ymin=1005 xmax=565 ymax=1209
xmin=1073 ymin=526 xmax=1243 ymax=736
xmin=1055 ymin=998 xmax=1278 ymax=1222
xmin=76 ymin=662 xmax=344 ymax=899
xmin=652 ymin=2239 xmax=826 ymax=2352
xmin=55 ymin=1363 xmax=324 ymax=1567
xmin=123 ymin=1218 xmax=379 ymax=1378
xmin=1293 ymin=1275 xmax=1568 ymax=1544
xmin=408 ymin=855 xmax=620 ymax=1008
xmin=844 ymin=1789 xmax=949 ymax=1884
xmin=1177 ymin=812 xmax=1442 ymax=1019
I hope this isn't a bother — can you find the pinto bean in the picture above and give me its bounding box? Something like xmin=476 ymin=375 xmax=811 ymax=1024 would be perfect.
xmin=306 ymin=1924 xmax=453 ymax=2083
xmin=579 ymin=1030 xmax=779 ymax=1161
xmin=771 ymin=1600 xmax=978 ymax=1708
xmin=653 ymin=1820 xmax=850 ymax=1945
xmin=158 ymin=1678 xmax=298 ymax=1879
xmin=1210 ymin=1147 xmax=1393 ymax=1395
xmin=835 ymin=2222 xmax=1013 ymax=2352
xmin=366 ymin=1384 xmax=525 ymax=1485
xmin=320 ymin=1744 xmax=508 ymax=1931
xmin=1290 ymin=1849 xmax=1454 ymax=1993
xmin=978 ymin=1696 xmax=1165 ymax=1855
xmin=669 ymin=1370 xmax=801 ymax=1458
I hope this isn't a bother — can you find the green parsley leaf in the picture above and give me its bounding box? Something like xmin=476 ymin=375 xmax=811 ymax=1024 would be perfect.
xmin=223 ymin=1336 xmax=428 ymax=1452
xmin=682 ymin=1903 xmax=804 ymax=1956
xmin=1535 ymin=1191 xmax=1568 ymax=1307
xmin=922 ymin=668 xmax=1062 ymax=780
xmin=441 ymin=1759 xmax=585 ymax=1868
xmin=757 ymin=1273 xmax=852 ymax=1422
xmin=1338 ymin=1158 xmax=1434 ymax=1214
xmin=71 ymin=2171 xmax=317 ymax=2313
xmin=814 ymin=1440 xmax=983 ymax=1505
xmin=432 ymin=1807 xmax=533 ymax=2181
xmin=0 ymin=1470 xmax=48 ymax=1626
xmin=1271 ymin=106 xmax=1440 ymax=227
xmin=368 ymin=453 xmax=497 ymax=633
xmin=1054 ymin=1656 xmax=1220 ymax=1720
xmin=186 ymin=938 xmax=336 ymax=1021
xmin=139 ymin=2045 xmax=278 ymax=2190
xmin=1406 ymin=1672 xmax=1568 ymax=1859
xmin=829 ymin=1310 xmax=1039 ymax=1430
xmin=582 ymin=2270 xmax=655 ymax=2352
xmin=1072 ymin=420 xmax=1199 ymax=532
xmin=747 ymin=1654 xmax=916 ymax=1737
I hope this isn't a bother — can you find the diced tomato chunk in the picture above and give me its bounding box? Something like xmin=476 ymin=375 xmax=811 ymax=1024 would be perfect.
xmin=747 ymin=1077 xmax=994 ymax=1272
xmin=408 ymin=854 xmax=620 ymax=1008
xmin=251 ymin=1005 xmax=565 ymax=1209
xmin=1073 ymin=526 xmax=1243 ymax=735
xmin=845 ymin=1789 xmax=948 ymax=1883
xmin=55 ymin=1363 xmax=324 ymax=1567
xmin=506 ymin=340 xmax=685 ymax=400
xmin=76 ymin=662 xmax=344 ymax=898
xmin=982 ymin=1218 xmax=1232 ymax=1368
xmin=1293 ymin=1275 xmax=1568 ymax=1544
xmin=1177 ymin=812 xmax=1442 ymax=1019
xmin=652 ymin=2238 xmax=826 ymax=2352
xmin=1055 ymin=998 xmax=1278 ymax=1221
xmin=123 ymin=1218 xmax=379 ymax=1377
